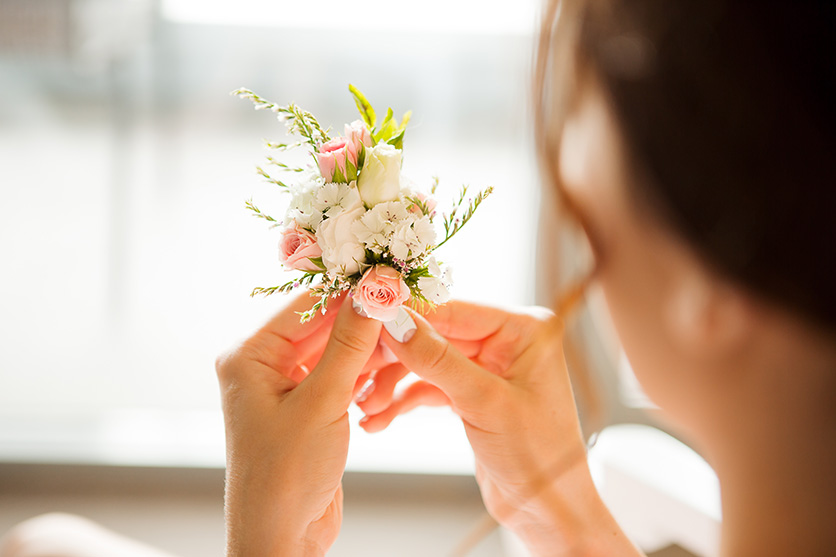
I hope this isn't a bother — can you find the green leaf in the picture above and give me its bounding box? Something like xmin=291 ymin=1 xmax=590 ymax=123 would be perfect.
xmin=349 ymin=84 xmax=376 ymax=129
xmin=374 ymin=108 xmax=394 ymax=141
xmin=357 ymin=145 xmax=366 ymax=171
xmin=331 ymin=164 xmax=347 ymax=184
xmin=399 ymin=110 xmax=412 ymax=131
xmin=345 ymin=157 xmax=358 ymax=181
xmin=387 ymin=128 xmax=405 ymax=150
xmin=380 ymin=107 xmax=394 ymax=130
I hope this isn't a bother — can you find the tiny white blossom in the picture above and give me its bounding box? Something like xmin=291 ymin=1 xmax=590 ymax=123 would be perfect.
xmin=390 ymin=220 xmax=418 ymax=261
xmin=389 ymin=214 xmax=435 ymax=261
xmin=351 ymin=201 xmax=409 ymax=253
xmin=285 ymin=171 xmax=324 ymax=230
xmin=418 ymin=257 xmax=452 ymax=304
xmin=313 ymin=182 xmax=362 ymax=219
xmin=412 ymin=215 xmax=436 ymax=250
xmin=418 ymin=275 xmax=451 ymax=304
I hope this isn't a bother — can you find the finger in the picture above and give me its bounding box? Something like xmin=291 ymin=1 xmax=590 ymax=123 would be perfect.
xmin=352 ymin=372 xmax=371 ymax=398
xmin=423 ymin=300 xmax=552 ymax=342
xmin=287 ymin=364 xmax=309 ymax=384
xmin=299 ymin=301 xmax=383 ymax=414
xmin=505 ymin=326 xmax=568 ymax=390
xmin=449 ymin=338 xmax=482 ymax=360
xmin=359 ymin=381 xmax=449 ymax=433
xmin=381 ymin=309 xmax=503 ymax=417
xmin=215 ymin=350 xmax=300 ymax=401
xmin=420 ymin=300 xmax=512 ymax=340
xmin=258 ymin=290 xmax=344 ymax=345
xmin=355 ymin=363 xmax=410 ymax=415
xmin=229 ymin=292 xmax=342 ymax=381
xmin=301 ymin=335 xmax=394 ymax=375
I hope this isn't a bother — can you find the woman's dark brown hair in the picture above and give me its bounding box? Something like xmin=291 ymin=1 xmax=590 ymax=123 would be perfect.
xmin=537 ymin=0 xmax=836 ymax=331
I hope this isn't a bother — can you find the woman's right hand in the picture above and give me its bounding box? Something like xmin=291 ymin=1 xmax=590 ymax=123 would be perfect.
xmin=358 ymin=301 xmax=641 ymax=556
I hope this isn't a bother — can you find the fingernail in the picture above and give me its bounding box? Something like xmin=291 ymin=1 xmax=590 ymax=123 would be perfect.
xmin=355 ymin=379 xmax=375 ymax=403
xmin=351 ymin=298 xmax=369 ymax=317
xmin=359 ymin=415 xmax=369 ymax=426
xmin=383 ymin=307 xmax=417 ymax=343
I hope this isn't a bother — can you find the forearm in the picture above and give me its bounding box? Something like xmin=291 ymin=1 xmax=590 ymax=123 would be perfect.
xmin=224 ymin=499 xmax=328 ymax=557
xmin=224 ymin=466 xmax=328 ymax=557
xmin=507 ymin=459 xmax=644 ymax=557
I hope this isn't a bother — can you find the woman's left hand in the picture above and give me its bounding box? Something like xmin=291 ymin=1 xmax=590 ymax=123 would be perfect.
xmin=216 ymin=292 xmax=382 ymax=557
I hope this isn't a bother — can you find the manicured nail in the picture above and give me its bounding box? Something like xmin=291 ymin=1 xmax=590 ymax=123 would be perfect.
xmin=359 ymin=415 xmax=370 ymax=426
xmin=351 ymin=298 xmax=368 ymax=317
xmin=383 ymin=307 xmax=417 ymax=343
xmin=355 ymin=379 xmax=375 ymax=403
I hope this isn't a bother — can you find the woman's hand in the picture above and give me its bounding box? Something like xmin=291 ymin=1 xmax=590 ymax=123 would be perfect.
xmin=216 ymin=292 xmax=381 ymax=557
xmin=358 ymin=301 xmax=640 ymax=556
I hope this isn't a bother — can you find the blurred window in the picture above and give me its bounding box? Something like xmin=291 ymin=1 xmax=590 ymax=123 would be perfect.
xmin=0 ymin=0 xmax=540 ymax=473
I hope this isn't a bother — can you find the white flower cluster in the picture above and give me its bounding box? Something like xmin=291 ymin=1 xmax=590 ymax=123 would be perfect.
xmin=283 ymin=169 xmax=449 ymax=304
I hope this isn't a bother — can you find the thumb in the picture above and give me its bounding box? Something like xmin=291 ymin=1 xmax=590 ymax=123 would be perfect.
xmin=300 ymin=300 xmax=382 ymax=415
xmin=382 ymin=308 xmax=502 ymax=418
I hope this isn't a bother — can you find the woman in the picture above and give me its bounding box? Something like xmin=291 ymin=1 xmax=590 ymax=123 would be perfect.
xmin=3 ymin=0 xmax=832 ymax=556
xmin=216 ymin=0 xmax=835 ymax=555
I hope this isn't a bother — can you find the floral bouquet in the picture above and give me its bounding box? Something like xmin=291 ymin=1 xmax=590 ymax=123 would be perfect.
xmin=233 ymin=84 xmax=491 ymax=335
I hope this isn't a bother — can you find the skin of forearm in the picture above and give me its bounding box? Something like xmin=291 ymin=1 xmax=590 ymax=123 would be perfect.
xmin=506 ymin=459 xmax=644 ymax=557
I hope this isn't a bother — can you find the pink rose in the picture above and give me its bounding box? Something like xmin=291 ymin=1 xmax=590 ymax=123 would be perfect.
xmin=279 ymin=224 xmax=323 ymax=272
xmin=316 ymin=120 xmax=372 ymax=182
xmin=315 ymin=121 xmax=372 ymax=183
xmin=345 ymin=120 xmax=372 ymax=154
xmin=355 ymin=265 xmax=411 ymax=321
xmin=316 ymin=137 xmax=349 ymax=182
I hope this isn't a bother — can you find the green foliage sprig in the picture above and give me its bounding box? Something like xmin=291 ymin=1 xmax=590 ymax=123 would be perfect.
xmin=255 ymin=166 xmax=290 ymax=189
xmin=265 ymin=156 xmax=305 ymax=173
xmin=251 ymin=272 xmax=320 ymax=298
xmin=436 ymin=185 xmax=494 ymax=249
xmin=245 ymin=199 xmax=280 ymax=227
xmin=232 ymin=88 xmax=331 ymax=147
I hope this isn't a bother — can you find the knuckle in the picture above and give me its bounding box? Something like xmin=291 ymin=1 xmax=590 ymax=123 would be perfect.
xmin=214 ymin=351 xmax=232 ymax=380
xmin=215 ymin=344 xmax=248 ymax=383
xmin=330 ymin=327 xmax=370 ymax=355
xmin=424 ymin=340 xmax=454 ymax=375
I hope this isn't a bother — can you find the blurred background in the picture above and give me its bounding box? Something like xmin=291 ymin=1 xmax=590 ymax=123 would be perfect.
xmin=0 ymin=0 xmax=539 ymax=461
xmin=0 ymin=1 xmax=715 ymax=555
xmin=0 ymin=0 xmax=540 ymax=554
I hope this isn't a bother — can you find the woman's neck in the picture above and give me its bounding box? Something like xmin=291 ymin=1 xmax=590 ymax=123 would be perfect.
xmin=718 ymin=426 xmax=836 ymax=556
xmin=708 ymin=323 xmax=836 ymax=556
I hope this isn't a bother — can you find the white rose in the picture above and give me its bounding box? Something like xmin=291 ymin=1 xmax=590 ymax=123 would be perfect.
xmin=316 ymin=203 xmax=367 ymax=276
xmin=357 ymin=143 xmax=402 ymax=206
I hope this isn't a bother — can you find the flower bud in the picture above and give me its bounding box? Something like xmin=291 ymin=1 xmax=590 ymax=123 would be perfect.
xmin=357 ymin=143 xmax=402 ymax=206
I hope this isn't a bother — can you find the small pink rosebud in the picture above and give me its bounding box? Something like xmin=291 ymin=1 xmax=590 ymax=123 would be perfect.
xmin=316 ymin=137 xmax=349 ymax=182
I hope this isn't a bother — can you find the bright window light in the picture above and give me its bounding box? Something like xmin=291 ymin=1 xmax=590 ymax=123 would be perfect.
xmin=161 ymin=0 xmax=539 ymax=35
